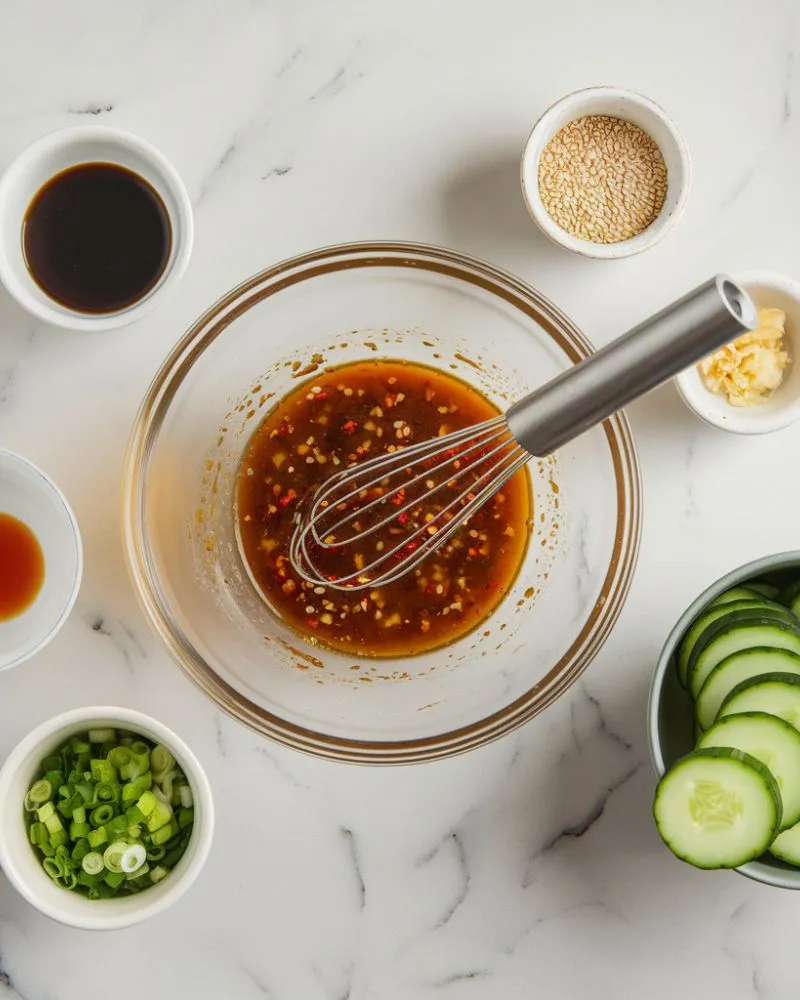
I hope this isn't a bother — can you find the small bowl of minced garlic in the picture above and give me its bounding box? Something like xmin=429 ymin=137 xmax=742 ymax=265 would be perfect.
xmin=520 ymin=86 xmax=690 ymax=259
xmin=676 ymin=271 xmax=800 ymax=434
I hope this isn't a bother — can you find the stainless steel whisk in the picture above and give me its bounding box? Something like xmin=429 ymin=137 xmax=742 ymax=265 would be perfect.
xmin=290 ymin=276 xmax=756 ymax=591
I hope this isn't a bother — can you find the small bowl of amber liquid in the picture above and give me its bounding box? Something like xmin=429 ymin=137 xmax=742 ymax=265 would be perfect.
xmin=0 ymin=126 xmax=193 ymax=330
xmin=0 ymin=451 xmax=82 ymax=671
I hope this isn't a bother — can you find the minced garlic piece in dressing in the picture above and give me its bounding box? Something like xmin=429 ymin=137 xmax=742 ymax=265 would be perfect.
xmin=698 ymin=307 xmax=791 ymax=407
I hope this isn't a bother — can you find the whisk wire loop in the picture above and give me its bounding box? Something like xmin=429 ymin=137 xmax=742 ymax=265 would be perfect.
xmin=289 ymin=416 xmax=526 ymax=590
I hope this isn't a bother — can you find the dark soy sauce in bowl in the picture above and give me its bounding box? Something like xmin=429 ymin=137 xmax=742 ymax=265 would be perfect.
xmin=22 ymin=162 xmax=171 ymax=314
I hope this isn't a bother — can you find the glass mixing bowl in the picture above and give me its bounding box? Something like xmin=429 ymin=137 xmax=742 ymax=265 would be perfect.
xmin=123 ymin=242 xmax=641 ymax=763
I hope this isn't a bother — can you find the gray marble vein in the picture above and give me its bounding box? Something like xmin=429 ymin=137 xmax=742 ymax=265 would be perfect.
xmin=429 ymin=969 xmax=490 ymax=989
xmin=214 ymin=716 xmax=228 ymax=758
xmin=0 ymin=952 xmax=20 ymax=1000
xmin=419 ymin=831 xmax=470 ymax=929
xmin=239 ymin=964 xmax=277 ymax=999
xmin=262 ymin=165 xmax=292 ymax=179
xmin=340 ymin=827 xmax=366 ymax=910
xmin=67 ymin=104 xmax=114 ymax=116
xmin=87 ymin=614 xmax=147 ymax=673
xmin=539 ymin=761 xmax=642 ymax=854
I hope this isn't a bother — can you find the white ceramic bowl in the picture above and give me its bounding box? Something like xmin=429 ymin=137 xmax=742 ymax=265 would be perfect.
xmin=676 ymin=271 xmax=800 ymax=434
xmin=521 ymin=86 xmax=690 ymax=259
xmin=0 ymin=126 xmax=193 ymax=330
xmin=0 ymin=707 xmax=214 ymax=929
xmin=0 ymin=450 xmax=82 ymax=671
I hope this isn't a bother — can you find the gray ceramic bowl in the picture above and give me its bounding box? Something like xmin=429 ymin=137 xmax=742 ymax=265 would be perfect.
xmin=648 ymin=551 xmax=800 ymax=889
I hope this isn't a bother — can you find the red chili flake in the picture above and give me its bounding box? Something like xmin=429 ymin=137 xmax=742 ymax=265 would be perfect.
xmin=468 ymin=546 xmax=479 ymax=558
xmin=397 ymin=512 xmax=409 ymax=525
xmin=315 ymin=391 xmax=329 ymax=401
xmin=326 ymin=574 xmax=339 ymax=582
xmin=390 ymin=489 xmax=406 ymax=506
xmin=404 ymin=540 xmax=419 ymax=553
xmin=306 ymin=618 xmax=320 ymax=629
xmin=342 ymin=420 xmax=358 ymax=434
xmin=278 ymin=488 xmax=298 ymax=508
xmin=277 ymin=419 xmax=290 ymax=436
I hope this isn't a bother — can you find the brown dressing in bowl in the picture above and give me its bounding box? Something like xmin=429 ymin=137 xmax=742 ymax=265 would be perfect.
xmin=236 ymin=360 xmax=531 ymax=658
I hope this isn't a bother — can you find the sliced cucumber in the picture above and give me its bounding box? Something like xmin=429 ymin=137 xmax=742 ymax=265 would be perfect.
xmin=718 ymin=673 xmax=800 ymax=731
xmin=676 ymin=600 xmax=784 ymax=689
xmin=746 ymin=581 xmax=781 ymax=601
xmin=791 ymin=594 xmax=800 ymax=620
xmin=653 ymin=747 xmax=781 ymax=869
xmin=770 ymin=820 xmax=800 ymax=864
xmin=688 ymin=616 xmax=800 ymax=699
xmin=710 ymin=586 xmax=764 ymax=607
xmin=778 ymin=580 xmax=800 ymax=607
xmin=696 ymin=648 xmax=800 ymax=730
xmin=697 ymin=712 xmax=800 ymax=830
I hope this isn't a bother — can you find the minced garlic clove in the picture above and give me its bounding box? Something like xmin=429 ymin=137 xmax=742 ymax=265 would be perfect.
xmin=698 ymin=307 xmax=791 ymax=407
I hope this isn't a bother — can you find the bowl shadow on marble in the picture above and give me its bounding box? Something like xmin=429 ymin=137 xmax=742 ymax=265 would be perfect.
xmin=0 ymin=276 xmax=152 ymax=649
xmin=624 ymin=379 xmax=704 ymax=445
xmin=0 ymin=282 xmax=37 ymax=385
xmin=440 ymin=149 xmax=571 ymax=260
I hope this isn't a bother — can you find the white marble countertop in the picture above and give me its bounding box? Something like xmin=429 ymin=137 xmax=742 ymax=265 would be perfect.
xmin=1 ymin=0 xmax=800 ymax=996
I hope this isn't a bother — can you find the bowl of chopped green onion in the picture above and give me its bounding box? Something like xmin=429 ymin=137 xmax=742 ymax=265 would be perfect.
xmin=0 ymin=707 xmax=214 ymax=929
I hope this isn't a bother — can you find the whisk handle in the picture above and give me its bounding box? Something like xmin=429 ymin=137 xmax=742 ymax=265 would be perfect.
xmin=506 ymin=275 xmax=757 ymax=457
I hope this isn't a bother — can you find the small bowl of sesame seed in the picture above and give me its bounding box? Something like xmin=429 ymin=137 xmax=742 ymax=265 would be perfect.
xmin=521 ymin=86 xmax=690 ymax=259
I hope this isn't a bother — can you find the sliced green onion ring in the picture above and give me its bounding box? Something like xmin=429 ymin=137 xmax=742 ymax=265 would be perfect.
xmin=81 ymin=852 xmax=104 ymax=875
xmin=103 ymin=842 xmax=128 ymax=874
xmin=120 ymin=845 xmax=147 ymax=874
xmin=24 ymin=779 xmax=53 ymax=811
xmin=151 ymin=745 xmax=175 ymax=777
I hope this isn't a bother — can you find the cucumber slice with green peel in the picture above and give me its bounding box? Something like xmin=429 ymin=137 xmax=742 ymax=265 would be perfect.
xmin=696 ymin=648 xmax=800 ymax=730
xmin=697 ymin=712 xmax=800 ymax=830
xmin=778 ymin=580 xmax=800 ymax=607
xmin=677 ymin=600 xmax=787 ymax=688
xmin=653 ymin=748 xmax=781 ymax=869
xmin=718 ymin=673 xmax=800 ymax=731
xmin=791 ymin=594 xmax=800 ymax=620
xmin=710 ymin=587 xmax=765 ymax=607
xmin=688 ymin=616 xmax=800 ymax=699
xmin=746 ymin=581 xmax=781 ymax=601
xmin=770 ymin=820 xmax=800 ymax=864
